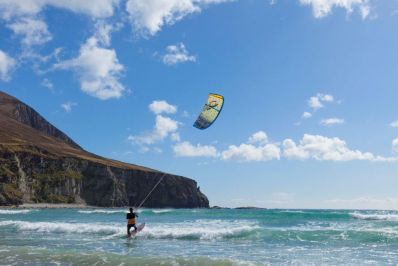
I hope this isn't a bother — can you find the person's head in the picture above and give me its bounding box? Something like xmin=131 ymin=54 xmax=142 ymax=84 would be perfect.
xmin=129 ymin=207 xmax=133 ymax=213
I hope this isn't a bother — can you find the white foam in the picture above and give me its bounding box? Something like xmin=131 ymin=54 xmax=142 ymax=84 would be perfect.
xmin=0 ymin=209 xmax=35 ymax=214
xmin=0 ymin=220 xmax=123 ymax=235
xmin=350 ymin=212 xmax=398 ymax=221
xmin=280 ymin=210 xmax=305 ymax=213
xmin=141 ymin=219 xmax=260 ymax=240
xmin=0 ymin=219 xmax=260 ymax=240
xmin=78 ymin=209 xmax=126 ymax=214
xmin=151 ymin=209 xmax=172 ymax=214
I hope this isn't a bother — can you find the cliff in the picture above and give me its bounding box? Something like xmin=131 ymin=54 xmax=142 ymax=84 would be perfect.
xmin=0 ymin=91 xmax=209 ymax=207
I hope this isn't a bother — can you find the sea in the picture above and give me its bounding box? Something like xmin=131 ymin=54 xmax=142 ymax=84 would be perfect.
xmin=1 ymin=208 xmax=398 ymax=265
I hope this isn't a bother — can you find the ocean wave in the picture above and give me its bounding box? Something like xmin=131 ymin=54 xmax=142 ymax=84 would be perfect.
xmin=151 ymin=209 xmax=172 ymax=214
xmin=77 ymin=209 xmax=172 ymax=215
xmin=141 ymin=220 xmax=261 ymax=240
xmin=0 ymin=219 xmax=260 ymax=240
xmin=350 ymin=212 xmax=398 ymax=221
xmin=0 ymin=220 xmax=122 ymax=235
xmin=78 ymin=209 xmax=126 ymax=214
xmin=0 ymin=209 xmax=35 ymax=214
xmin=0 ymin=247 xmax=261 ymax=266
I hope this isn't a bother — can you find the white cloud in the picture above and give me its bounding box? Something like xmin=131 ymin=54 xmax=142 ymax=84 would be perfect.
xmin=149 ymin=100 xmax=177 ymax=114
xmin=171 ymin=132 xmax=181 ymax=142
xmin=393 ymin=138 xmax=398 ymax=153
xmin=283 ymin=134 xmax=377 ymax=161
xmin=0 ymin=0 xmax=119 ymax=20
xmin=0 ymin=0 xmax=120 ymax=49
xmin=320 ymin=117 xmax=344 ymax=126
xmin=162 ymin=43 xmax=196 ymax=65
xmin=299 ymin=0 xmax=371 ymax=19
xmin=248 ymin=131 xmax=268 ymax=144
xmin=302 ymin=112 xmax=312 ymax=119
xmin=221 ymin=143 xmax=281 ymax=161
xmin=41 ymin=78 xmax=54 ymax=91
xmin=61 ymin=101 xmax=77 ymax=113
xmin=308 ymin=93 xmax=334 ymax=111
xmin=54 ymin=36 xmax=125 ymax=100
xmin=173 ymin=141 xmax=218 ymax=157
xmin=390 ymin=120 xmax=398 ymax=128
xmin=7 ymin=17 xmax=52 ymax=47
xmin=308 ymin=96 xmax=322 ymax=110
xmin=94 ymin=21 xmax=115 ymax=47
xmin=125 ymin=0 xmax=232 ymax=36
xmin=221 ymin=131 xmax=280 ymax=162
xmin=0 ymin=50 xmax=16 ymax=81
xmin=129 ymin=114 xmax=180 ymax=145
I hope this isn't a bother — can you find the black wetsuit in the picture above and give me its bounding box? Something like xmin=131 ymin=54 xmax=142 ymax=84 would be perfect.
xmin=126 ymin=212 xmax=138 ymax=235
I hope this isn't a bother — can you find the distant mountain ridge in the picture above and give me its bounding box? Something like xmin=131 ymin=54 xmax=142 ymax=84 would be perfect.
xmin=0 ymin=91 xmax=209 ymax=207
xmin=0 ymin=93 xmax=81 ymax=149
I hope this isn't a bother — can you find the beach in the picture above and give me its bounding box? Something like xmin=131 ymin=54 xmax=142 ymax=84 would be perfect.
xmin=1 ymin=208 xmax=398 ymax=265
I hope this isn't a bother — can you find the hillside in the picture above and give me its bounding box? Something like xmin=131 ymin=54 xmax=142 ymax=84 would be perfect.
xmin=0 ymin=91 xmax=209 ymax=207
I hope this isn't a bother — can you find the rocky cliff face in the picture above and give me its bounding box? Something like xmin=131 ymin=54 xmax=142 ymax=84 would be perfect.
xmin=0 ymin=91 xmax=209 ymax=207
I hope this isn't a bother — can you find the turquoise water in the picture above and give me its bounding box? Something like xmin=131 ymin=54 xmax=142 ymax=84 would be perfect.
xmin=1 ymin=208 xmax=398 ymax=265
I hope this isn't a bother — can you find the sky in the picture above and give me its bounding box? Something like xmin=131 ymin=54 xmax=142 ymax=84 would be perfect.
xmin=1 ymin=0 xmax=398 ymax=209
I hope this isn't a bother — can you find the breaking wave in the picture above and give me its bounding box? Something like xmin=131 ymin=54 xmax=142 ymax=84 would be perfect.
xmin=151 ymin=209 xmax=172 ymax=214
xmin=77 ymin=209 xmax=173 ymax=215
xmin=0 ymin=209 xmax=35 ymax=215
xmin=350 ymin=212 xmax=398 ymax=221
xmin=0 ymin=219 xmax=260 ymax=240
xmin=0 ymin=220 xmax=122 ymax=235
xmin=141 ymin=220 xmax=260 ymax=240
xmin=78 ymin=209 xmax=126 ymax=214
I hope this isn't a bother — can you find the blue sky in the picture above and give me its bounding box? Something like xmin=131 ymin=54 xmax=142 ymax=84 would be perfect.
xmin=1 ymin=0 xmax=398 ymax=209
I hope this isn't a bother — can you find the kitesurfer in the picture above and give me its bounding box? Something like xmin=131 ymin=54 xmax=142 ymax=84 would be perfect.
xmin=126 ymin=207 xmax=138 ymax=236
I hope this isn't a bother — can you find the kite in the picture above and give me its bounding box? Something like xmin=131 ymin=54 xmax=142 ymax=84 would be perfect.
xmin=193 ymin=93 xmax=224 ymax=130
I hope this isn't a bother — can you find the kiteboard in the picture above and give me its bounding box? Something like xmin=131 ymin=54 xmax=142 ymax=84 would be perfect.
xmin=128 ymin=223 xmax=145 ymax=238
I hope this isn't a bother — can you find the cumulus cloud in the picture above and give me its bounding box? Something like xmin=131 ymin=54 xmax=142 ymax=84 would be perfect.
xmin=302 ymin=112 xmax=312 ymax=119
xmin=320 ymin=117 xmax=344 ymax=126
xmin=7 ymin=17 xmax=52 ymax=47
xmin=282 ymin=134 xmax=380 ymax=161
xmin=393 ymin=138 xmax=398 ymax=153
xmin=299 ymin=0 xmax=371 ymax=19
xmin=0 ymin=0 xmax=119 ymax=20
xmin=390 ymin=120 xmax=398 ymax=128
xmin=173 ymin=141 xmax=218 ymax=157
xmin=308 ymin=93 xmax=334 ymax=111
xmin=162 ymin=43 xmax=196 ymax=65
xmin=149 ymin=100 xmax=177 ymax=114
xmin=125 ymin=0 xmax=232 ymax=36
xmin=221 ymin=143 xmax=281 ymax=161
xmin=214 ymin=131 xmax=398 ymax=163
xmin=221 ymin=131 xmax=280 ymax=162
xmin=0 ymin=50 xmax=16 ymax=81
xmin=0 ymin=0 xmax=119 ymax=49
xmin=41 ymin=78 xmax=54 ymax=91
xmin=129 ymin=115 xmax=180 ymax=145
xmin=61 ymin=101 xmax=77 ymax=113
xmin=128 ymin=99 xmax=182 ymax=148
xmin=54 ymin=36 xmax=125 ymax=100
xmin=248 ymin=131 xmax=268 ymax=144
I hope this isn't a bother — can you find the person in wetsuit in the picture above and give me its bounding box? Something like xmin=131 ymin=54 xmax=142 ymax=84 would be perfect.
xmin=126 ymin=207 xmax=138 ymax=236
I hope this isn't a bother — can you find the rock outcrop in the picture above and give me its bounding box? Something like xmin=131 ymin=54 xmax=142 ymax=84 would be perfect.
xmin=0 ymin=91 xmax=209 ymax=208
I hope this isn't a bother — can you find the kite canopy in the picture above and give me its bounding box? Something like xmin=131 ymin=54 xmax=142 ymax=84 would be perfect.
xmin=193 ymin=93 xmax=224 ymax=130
